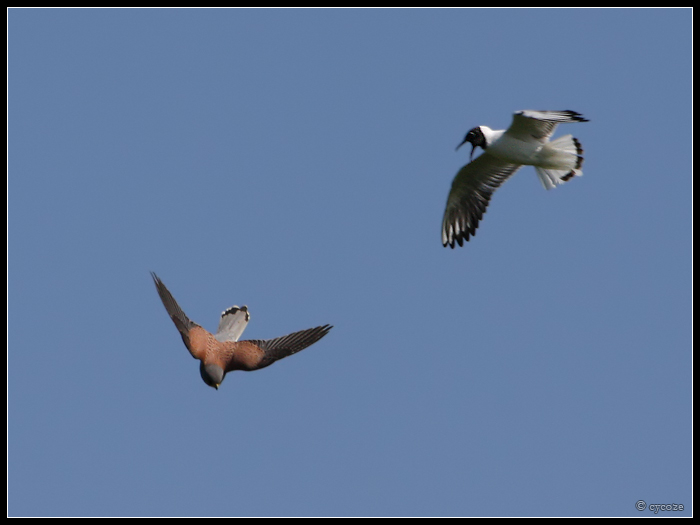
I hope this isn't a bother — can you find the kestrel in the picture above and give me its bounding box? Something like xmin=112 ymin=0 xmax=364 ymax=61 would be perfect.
xmin=151 ymin=272 xmax=332 ymax=389
xmin=442 ymin=110 xmax=588 ymax=247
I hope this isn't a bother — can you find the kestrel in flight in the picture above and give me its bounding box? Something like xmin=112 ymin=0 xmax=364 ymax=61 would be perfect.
xmin=151 ymin=272 xmax=332 ymax=389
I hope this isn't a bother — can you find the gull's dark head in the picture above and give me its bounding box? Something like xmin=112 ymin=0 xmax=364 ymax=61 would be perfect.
xmin=200 ymin=362 xmax=225 ymax=390
xmin=456 ymin=126 xmax=487 ymax=161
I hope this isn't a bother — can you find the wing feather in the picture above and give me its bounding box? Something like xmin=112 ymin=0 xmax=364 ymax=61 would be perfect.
xmin=237 ymin=325 xmax=333 ymax=371
xmin=508 ymin=110 xmax=589 ymax=141
xmin=151 ymin=272 xmax=202 ymax=357
xmin=441 ymin=154 xmax=521 ymax=247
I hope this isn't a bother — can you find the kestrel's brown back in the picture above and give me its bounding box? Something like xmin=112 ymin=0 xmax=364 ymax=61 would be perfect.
xmin=151 ymin=272 xmax=332 ymax=389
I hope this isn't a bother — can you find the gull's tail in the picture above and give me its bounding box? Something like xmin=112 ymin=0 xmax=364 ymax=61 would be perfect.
xmin=535 ymin=134 xmax=584 ymax=190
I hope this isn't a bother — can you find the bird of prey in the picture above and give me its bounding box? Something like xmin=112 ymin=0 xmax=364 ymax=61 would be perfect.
xmin=442 ymin=109 xmax=589 ymax=248
xmin=151 ymin=272 xmax=332 ymax=389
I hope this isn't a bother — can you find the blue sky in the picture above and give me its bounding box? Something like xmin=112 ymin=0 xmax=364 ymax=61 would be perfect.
xmin=9 ymin=8 xmax=691 ymax=517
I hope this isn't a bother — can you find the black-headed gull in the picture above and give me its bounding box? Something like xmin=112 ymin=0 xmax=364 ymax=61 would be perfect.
xmin=442 ymin=110 xmax=588 ymax=248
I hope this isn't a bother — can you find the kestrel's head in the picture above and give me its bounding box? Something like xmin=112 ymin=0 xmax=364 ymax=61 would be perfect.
xmin=199 ymin=362 xmax=225 ymax=390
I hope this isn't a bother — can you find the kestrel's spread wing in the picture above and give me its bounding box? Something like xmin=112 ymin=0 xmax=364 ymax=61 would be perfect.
xmin=224 ymin=325 xmax=334 ymax=372
xmin=151 ymin=272 xmax=333 ymax=389
xmin=151 ymin=271 xmax=203 ymax=359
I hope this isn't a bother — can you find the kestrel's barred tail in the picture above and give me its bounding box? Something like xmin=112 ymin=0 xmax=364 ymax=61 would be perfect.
xmin=215 ymin=305 xmax=250 ymax=342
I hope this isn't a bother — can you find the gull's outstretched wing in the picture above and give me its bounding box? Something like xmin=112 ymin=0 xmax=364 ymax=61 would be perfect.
xmin=507 ymin=110 xmax=589 ymax=142
xmin=442 ymin=154 xmax=521 ymax=248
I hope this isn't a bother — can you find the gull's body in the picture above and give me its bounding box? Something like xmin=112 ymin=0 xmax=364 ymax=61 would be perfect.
xmin=442 ymin=110 xmax=589 ymax=248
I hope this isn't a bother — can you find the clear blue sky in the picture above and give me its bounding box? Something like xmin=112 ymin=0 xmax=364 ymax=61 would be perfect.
xmin=9 ymin=8 xmax=691 ymax=517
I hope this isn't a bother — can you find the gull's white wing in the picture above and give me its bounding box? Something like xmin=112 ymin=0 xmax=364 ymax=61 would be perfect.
xmin=442 ymin=153 xmax=521 ymax=248
xmin=214 ymin=305 xmax=250 ymax=342
xmin=507 ymin=110 xmax=588 ymax=142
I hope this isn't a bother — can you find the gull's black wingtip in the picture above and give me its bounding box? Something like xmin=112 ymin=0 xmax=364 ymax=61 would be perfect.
xmin=563 ymin=110 xmax=590 ymax=122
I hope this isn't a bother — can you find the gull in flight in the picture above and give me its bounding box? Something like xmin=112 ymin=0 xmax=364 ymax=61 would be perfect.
xmin=151 ymin=272 xmax=332 ymax=389
xmin=441 ymin=109 xmax=589 ymax=248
